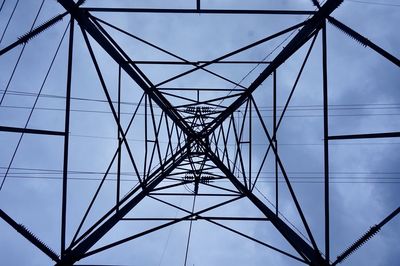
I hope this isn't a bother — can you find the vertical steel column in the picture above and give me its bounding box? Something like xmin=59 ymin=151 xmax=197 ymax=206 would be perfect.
xmin=61 ymin=17 xmax=74 ymax=257
xmin=144 ymin=94 xmax=148 ymax=183
xmin=116 ymin=65 xmax=122 ymax=212
xmin=249 ymin=98 xmax=252 ymax=187
xmin=273 ymin=70 xmax=278 ymax=215
xmin=322 ymin=20 xmax=330 ymax=263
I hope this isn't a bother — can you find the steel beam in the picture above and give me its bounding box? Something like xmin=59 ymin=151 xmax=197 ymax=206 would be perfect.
xmin=61 ymin=17 xmax=74 ymax=258
xmin=206 ymin=218 xmax=306 ymax=264
xmin=80 ymin=196 xmax=243 ymax=259
xmin=57 ymin=0 xmax=195 ymax=138
xmin=328 ymin=132 xmax=400 ymax=140
xmin=322 ymin=20 xmax=330 ymax=263
xmin=202 ymin=0 xmax=343 ymax=136
xmin=131 ymin=60 xmax=271 ymax=65
xmin=204 ymin=148 xmax=327 ymax=265
xmin=0 ymin=126 xmax=65 ymax=136
xmin=83 ymin=7 xmax=316 ymax=15
xmin=57 ymin=146 xmax=188 ymax=265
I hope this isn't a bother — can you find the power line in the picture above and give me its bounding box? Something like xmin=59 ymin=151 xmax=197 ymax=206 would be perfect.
xmin=3 ymin=89 xmax=400 ymax=113
xmin=3 ymin=103 xmax=400 ymax=118
xmin=2 ymin=174 xmax=400 ymax=184
xmin=0 ymin=0 xmax=19 ymax=44
xmin=346 ymin=0 xmax=400 ymax=7
xmin=3 ymin=166 xmax=400 ymax=175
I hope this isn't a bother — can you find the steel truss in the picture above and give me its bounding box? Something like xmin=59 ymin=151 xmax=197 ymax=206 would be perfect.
xmin=0 ymin=0 xmax=399 ymax=265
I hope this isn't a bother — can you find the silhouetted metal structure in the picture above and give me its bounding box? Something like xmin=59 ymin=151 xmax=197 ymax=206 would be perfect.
xmin=0 ymin=0 xmax=399 ymax=265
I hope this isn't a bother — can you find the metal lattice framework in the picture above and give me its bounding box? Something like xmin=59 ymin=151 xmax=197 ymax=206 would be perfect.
xmin=0 ymin=0 xmax=399 ymax=265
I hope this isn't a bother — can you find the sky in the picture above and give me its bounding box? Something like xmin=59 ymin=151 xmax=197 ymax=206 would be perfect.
xmin=0 ymin=0 xmax=399 ymax=265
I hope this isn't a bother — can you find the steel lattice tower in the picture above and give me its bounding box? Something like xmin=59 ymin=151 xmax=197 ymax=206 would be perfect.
xmin=0 ymin=0 xmax=399 ymax=265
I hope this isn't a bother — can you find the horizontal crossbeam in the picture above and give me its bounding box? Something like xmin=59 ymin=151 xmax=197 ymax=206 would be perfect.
xmin=328 ymin=131 xmax=400 ymax=140
xmin=82 ymin=7 xmax=316 ymax=15
xmin=0 ymin=126 xmax=65 ymax=136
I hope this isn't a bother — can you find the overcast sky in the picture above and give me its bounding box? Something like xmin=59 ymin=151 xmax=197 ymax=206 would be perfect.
xmin=0 ymin=0 xmax=399 ymax=265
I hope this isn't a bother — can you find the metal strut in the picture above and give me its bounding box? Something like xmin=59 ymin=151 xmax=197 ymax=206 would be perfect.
xmin=333 ymin=207 xmax=400 ymax=265
xmin=0 ymin=209 xmax=60 ymax=263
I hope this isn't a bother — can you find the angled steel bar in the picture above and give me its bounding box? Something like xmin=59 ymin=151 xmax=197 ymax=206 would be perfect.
xmin=0 ymin=126 xmax=65 ymax=136
xmin=116 ymin=65 xmax=122 ymax=211
xmin=230 ymin=102 xmax=249 ymax=189
xmin=205 ymin=218 xmax=307 ymax=264
xmin=163 ymin=113 xmax=176 ymax=163
xmin=148 ymin=195 xmax=193 ymax=215
xmin=57 ymin=0 xmax=195 ymax=138
xmin=58 ymin=148 xmax=188 ymax=265
xmin=236 ymin=100 xmax=251 ymax=186
xmin=201 ymin=181 xmax=241 ymax=194
xmin=273 ymin=70 xmax=279 ymax=215
xmin=93 ymin=17 xmax=247 ymax=90
xmin=251 ymin=97 xmax=320 ymax=254
xmin=146 ymin=99 xmax=164 ymax=176
xmin=230 ymin=115 xmax=241 ymax=176
xmin=151 ymin=180 xmax=193 ymax=192
xmin=183 ymin=195 xmax=196 ymax=266
xmin=160 ymin=91 xmax=198 ymax=104
xmin=155 ymin=21 xmax=307 ymax=88
xmin=70 ymin=148 xmax=120 ymax=245
xmin=328 ymin=132 xmax=400 ymax=140
xmin=210 ymin=126 xmax=221 ymax=159
xmin=80 ymin=28 xmax=144 ymax=186
xmin=252 ymin=144 xmax=271 ymax=191
xmin=81 ymin=196 xmax=243 ymax=259
xmin=172 ymin=92 xmax=243 ymax=109
xmin=328 ymin=16 xmax=400 ymax=68
xmin=220 ymin=117 xmax=233 ymax=171
xmin=202 ymin=0 xmax=343 ymax=136
xmin=211 ymin=121 xmax=224 ymax=157
xmin=61 ymin=16 xmax=74 ymax=257
xmin=251 ymin=33 xmax=318 ymax=192
xmin=0 ymin=209 xmax=60 ymax=262
xmin=203 ymin=147 xmax=326 ymax=265
xmin=154 ymin=110 xmax=166 ymax=170
xmin=83 ymin=7 xmax=316 ymax=15
xmin=276 ymin=33 xmax=319 ymax=129
xmin=71 ymin=97 xmax=161 ymax=246
xmin=70 ymin=93 xmax=145 ymax=245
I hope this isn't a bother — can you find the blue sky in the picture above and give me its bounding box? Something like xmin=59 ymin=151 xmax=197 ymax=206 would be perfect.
xmin=0 ymin=0 xmax=399 ymax=265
